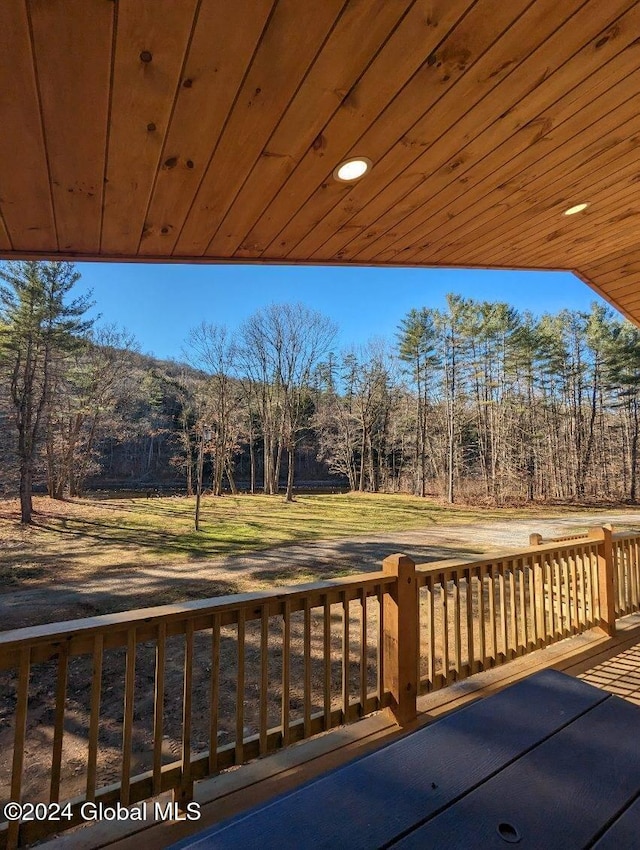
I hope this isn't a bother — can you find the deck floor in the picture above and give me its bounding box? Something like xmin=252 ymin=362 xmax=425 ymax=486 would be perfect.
xmin=47 ymin=613 xmax=640 ymax=850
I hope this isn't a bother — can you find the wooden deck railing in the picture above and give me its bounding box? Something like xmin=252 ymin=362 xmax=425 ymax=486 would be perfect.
xmin=1 ymin=526 xmax=639 ymax=848
xmin=415 ymin=538 xmax=602 ymax=695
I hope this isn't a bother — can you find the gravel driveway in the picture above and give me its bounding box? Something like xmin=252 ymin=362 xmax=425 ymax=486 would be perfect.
xmin=2 ymin=510 xmax=639 ymax=632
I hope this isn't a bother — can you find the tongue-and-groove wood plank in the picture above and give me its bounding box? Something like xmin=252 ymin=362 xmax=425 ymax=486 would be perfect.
xmin=28 ymin=0 xmax=114 ymax=254
xmin=0 ymin=1 xmax=639 ymax=326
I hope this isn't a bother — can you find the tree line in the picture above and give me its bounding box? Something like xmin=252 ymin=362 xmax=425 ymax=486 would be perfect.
xmin=1 ymin=262 xmax=639 ymax=524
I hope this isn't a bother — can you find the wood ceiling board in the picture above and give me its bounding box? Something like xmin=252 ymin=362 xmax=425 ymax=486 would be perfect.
xmin=593 ymin=272 xmax=640 ymax=290
xmin=616 ymin=292 xmax=640 ymax=311
xmin=28 ymin=0 xmax=114 ymax=254
xmin=0 ymin=2 xmax=56 ymax=252
xmin=138 ymin=0 xmax=275 ymax=256
xmin=582 ymin=248 xmax=640 ymax=279
xmin=172 ymin=0 xmax=348 ymax=256
xmin=576 ymin=272 xmax=640 ymax=326
xmin=401 ymin=107 xmax=640 ymax=267
xmin=437 ymin=122 xmax=640 ymax=260
xmin=338 ymin=42 xmax=640 ymax=263
xmin=256 ymin=0 xmax=536 ymax=261
xmin=293 ymin=0 xmax=599 ymax=262
xmin=4 ymin=1 xmax=640 ymax=325
xmin=512 ymin=210 xmax=640 ymax=269
xmin=232 ymin=0 xmax=478 ymax=258
xmin=0 ymin=212 xmax=11 ymax=252
xmin=204 ymin=0 xmax=416 ymax=258
xmin=324 ymin=0 xmax=640 ymax=265
xmin=480 ymin=188 xmax=640 ymax=267
xmin=100 ymin=0 xmax=199 ymax=255
xmin=416 ymin=135 xmax=640 ymax=267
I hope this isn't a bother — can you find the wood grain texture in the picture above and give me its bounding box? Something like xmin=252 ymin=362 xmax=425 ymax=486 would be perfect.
xmin=28 ymin=0 xmax=114 ymax=253
xmin=139 ymin=0 xmax=274 ymax=255
xmin=101 ymin=0 xmax=199 ymax=254
xmin=0 ymin=2 xmax=55 ymax=251
xmin=1 ymin=0 xmax=640 ymax=324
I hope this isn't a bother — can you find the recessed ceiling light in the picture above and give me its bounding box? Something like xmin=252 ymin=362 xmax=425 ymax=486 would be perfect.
xmin=333 ymin=157 xmax=372 ymax=182
xmin=564 ymin=203 xmax=589 ymax=216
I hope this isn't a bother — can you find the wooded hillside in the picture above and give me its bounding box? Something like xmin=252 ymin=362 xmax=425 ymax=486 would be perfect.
xmin=1 ymin=262 xmax=638 ymax=513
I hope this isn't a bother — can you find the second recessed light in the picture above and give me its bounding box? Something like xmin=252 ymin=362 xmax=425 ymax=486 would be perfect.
xmin=564 ymin=203 xmax=589 ymax=216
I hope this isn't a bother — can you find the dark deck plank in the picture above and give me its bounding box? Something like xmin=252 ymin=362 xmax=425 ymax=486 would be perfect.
xmin=590 ymin=795 xmax=640 ymax=849
xmin=169 ymin=671 xmax=606 ymax=850
xmin=393 ymin=694 xmax=640 ymax=849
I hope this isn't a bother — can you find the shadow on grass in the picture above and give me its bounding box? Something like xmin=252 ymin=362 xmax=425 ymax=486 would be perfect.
xmin=0 ymin=575 xmax=242 ymax=631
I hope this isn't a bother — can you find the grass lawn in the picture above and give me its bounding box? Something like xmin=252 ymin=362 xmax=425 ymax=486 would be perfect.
xmin=0 ymin=491 xmax=613 ymax=592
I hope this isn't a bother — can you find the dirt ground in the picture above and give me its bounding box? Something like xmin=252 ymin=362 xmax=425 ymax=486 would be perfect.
xmin=2 ymin=510 xmax=639 ymax=822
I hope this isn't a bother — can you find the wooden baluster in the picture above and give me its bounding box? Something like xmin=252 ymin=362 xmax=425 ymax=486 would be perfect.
xmin=569 ymin=549 xmax=579 ymax=633
xmin=342 ymin=590 xmax=350 ymax=721
xmin=623 ymin=540 xmax=635 ymax=614
xmin=282 ymin=599 xmax=291 ymax=747
xmin=590 ymin=543 xmax=601 ymax=626
xmin=360 ymin=587 xmax=368 ymax=712
xmin=153 ymin=623 xmax=166 ymax=795
xmin=489 ymin=565 xmax=497 ymax=664
xmin=304 ymin=598 xmax=312 ymax=739
xmin=209 ymin=614 xmax=220 ymax=775
xmin=498 ymin=563 xmax=507 ymax=662
xmin=7 ymin=647 xmax=30 ymax=850
xmin=175 ymin=619 xmax=194 ymax=808
xmin=584 ymin=546 xmax=594 ymax=627
xmin=121 ymin=627 xmax=136 ymax=806
xmin=441 ymin=573 xmax=450 ymax=684
xmin=562 ymin=549 xmax=573 ymax=635
xmin=584 ymin=545 xmax=592 ymax=625
xmin=377 ymin=584 xmax=385 ymax=702
xmin=236 ymin=609 xmax=246 ymax=764
xmin=477 ymin=566 xmax=486 ymax=670
xmin=466 ymin=569 xmax=475 ymax=676
xmin=575 ymin=549 xmax=585 ymax=628
xmin=629 ymin=538 xmax=638 ymax=611
xmin=554 ymin=552 xmax=563 ymax=639
xmin=86 ymin=634 xmax=104 ymax=802
xmin=324 ymin=594 xmax=332 ymax=729
xmin=508 ymin=560 xmax=517 ymax=657
xmin=518 ymin=559 xmax=527 ymax=652
xmin=616 ymin=541 xmax=624 ymax=615
xmin=259 ymin=604 xmax=269 ymax=756
xmin=543 ymin=554 xmax=552 ymax=642
xmin=427 ymin=577 xmax=436 ymax=689
xmin=534 ymin=554 xmax=545 ymax=648
xmin=453 ymin=574 xmax=462 ymax=679
xmin=527 ymin=556 xmax=537 ymax=650
xmin=49 ymin=644 xmax=68 ymax=804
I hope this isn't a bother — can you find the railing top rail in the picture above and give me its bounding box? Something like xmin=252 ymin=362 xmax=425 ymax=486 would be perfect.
xmin=0 ymin=569 xmax=394 ymax=651
xmin=415 ymin=536 xmax=600 ymax=577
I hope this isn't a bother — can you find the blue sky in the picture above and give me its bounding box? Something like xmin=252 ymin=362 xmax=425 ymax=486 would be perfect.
xmin=74 ymin=263 xmax=606 ymax=360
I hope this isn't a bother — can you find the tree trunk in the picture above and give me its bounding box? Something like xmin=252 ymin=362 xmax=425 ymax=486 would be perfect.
xmin=285 ymin=444 xmax=295 ymax=502
xmin=249 ymin=424 xmax=256 ymax=494
xmin=19 ymin=459 xmax=33 ymax=524
xmin=359 ymin=428 xmax=367 ymax=491
xmin=225 ymin=457 xmax=238 ymax=495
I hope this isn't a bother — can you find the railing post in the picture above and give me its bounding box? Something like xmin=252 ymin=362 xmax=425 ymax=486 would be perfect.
xmin=588 ymin=524 xmax=616 ymax=636
xmin=382 ymin=553 xmax=418 ymax=726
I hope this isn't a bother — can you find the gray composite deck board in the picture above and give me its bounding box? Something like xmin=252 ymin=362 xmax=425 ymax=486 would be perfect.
xmin=590 ymin=795 xmax=640 ymax=850
xmin=170 ymin=670 xmax=607 ymax=850
xmin=392 ymin=694 xmax=640 ymax=849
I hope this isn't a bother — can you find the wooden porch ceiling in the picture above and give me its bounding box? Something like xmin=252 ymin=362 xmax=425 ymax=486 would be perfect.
xmin=2 ymin=0 xmax=640 ymax=323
